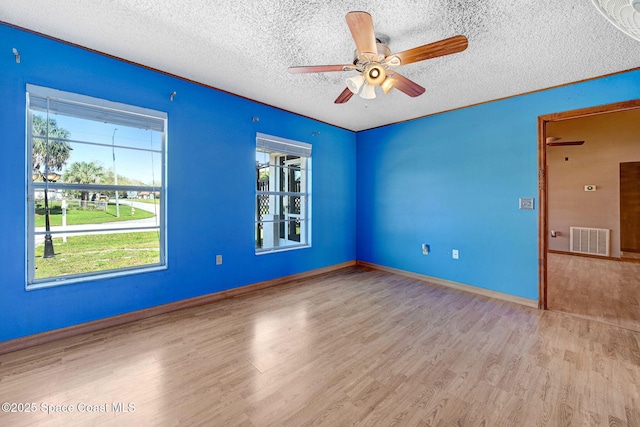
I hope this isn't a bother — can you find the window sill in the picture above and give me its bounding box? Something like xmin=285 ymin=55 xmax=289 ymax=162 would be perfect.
xmin=27 ymin=264 xmax=167 ymax=291
xmin=255 ymin=244 xmax=311 ymax=256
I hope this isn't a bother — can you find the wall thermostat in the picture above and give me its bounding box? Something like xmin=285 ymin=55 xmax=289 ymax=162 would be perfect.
xmin=584 ymin=185 xmax=596 ymax=191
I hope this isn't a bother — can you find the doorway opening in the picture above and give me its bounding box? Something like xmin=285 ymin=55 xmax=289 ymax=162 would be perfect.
xmin=539 ymin=100 xmax=640 ymax=330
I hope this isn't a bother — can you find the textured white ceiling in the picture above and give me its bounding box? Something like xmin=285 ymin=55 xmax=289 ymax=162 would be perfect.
xmin=2 ymin=1 xmax=640 ymax=131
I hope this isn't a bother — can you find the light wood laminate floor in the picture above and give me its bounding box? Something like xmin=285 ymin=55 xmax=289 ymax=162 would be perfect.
xmin=548 ymin=252 xmax=640 ymax=331
xmin=1 ymin=266 xmax=640 ymax=426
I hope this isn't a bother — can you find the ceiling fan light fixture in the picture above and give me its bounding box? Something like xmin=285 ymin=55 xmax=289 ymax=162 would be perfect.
xmin=364 ymin=64 xmax=386 ymax=86
xmin=360 ymin=83 xmax=376 ymax=99
xmin=381 ymin=76 xmax=396 ymax=94
xmin=591 ymin=0 xmax=640 ymax=42
xmin=346 ymin=74 xmax=365 ymax=94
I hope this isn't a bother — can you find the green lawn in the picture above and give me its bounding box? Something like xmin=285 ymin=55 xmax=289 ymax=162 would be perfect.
xmin=35 ymin=201 xmax=154 ymax=227
xmin=35 ymin=231 xmax=160 ymax=279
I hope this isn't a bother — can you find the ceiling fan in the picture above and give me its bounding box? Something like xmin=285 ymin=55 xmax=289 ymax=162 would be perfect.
xmin=591 ymin=0 xmax=640 ymax=42
xmin=546 ymin=136 xmax=585 ymax=146
xmin=288 ymin=11 xmax=468 ymax=104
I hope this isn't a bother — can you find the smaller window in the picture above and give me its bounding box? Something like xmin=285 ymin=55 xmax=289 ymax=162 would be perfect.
xmin=256 ymin=133 xmax=311 ymax=254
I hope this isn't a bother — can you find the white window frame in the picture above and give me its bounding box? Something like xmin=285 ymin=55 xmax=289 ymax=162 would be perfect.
xmin=256 ymin=133 xmax=312 ymax=254
xmin=26 ymin=84 xmax=168 ymax=289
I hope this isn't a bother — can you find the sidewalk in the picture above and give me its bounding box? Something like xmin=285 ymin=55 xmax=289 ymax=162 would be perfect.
xmin=35 ymin=200 xmax=160 ymax=245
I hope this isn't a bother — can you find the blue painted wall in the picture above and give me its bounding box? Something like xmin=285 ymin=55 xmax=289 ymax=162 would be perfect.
xmin=0 ymin=24 xmax=356 ymax=342
xmin=3 ymin=21 xmax=640 ymax=343
xmin=356 ymin=70 xmax=640 ymax=300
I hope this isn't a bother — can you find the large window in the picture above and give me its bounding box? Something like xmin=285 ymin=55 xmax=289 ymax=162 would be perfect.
xmin=256 ymin=133 xmax=311 ymax=253
xmin=26 ymin=85 xmax=166 ymax=289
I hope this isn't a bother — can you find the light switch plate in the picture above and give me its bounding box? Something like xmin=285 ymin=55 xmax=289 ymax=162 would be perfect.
xmin=519 ymin=198 xmax=534 ymax=210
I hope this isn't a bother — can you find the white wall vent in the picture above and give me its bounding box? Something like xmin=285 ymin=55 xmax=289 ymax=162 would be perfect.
xmin=569 ymin=227 xmax=610 ymax=257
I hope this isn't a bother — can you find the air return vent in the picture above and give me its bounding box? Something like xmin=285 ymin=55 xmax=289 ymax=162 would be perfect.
xmin=592 ymin=0 xmax=640 ymax=42
xmin=570 ymin=227 xmax=610 ymax=256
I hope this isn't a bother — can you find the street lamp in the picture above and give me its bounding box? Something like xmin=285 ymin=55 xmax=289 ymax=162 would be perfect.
xmin=33 ymin=170 xmax=61 ymax=258
xmin=112 ymin=128 xmax=120 ymax=217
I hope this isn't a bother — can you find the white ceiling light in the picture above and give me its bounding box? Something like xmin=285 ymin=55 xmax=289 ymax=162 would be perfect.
xmin=360 ymin=83 xmax=377 ymax=99
xmin=346 ymin=74 xmax=365 ymax=94
xmin=592 ymin=0 xmax=640 ymax=42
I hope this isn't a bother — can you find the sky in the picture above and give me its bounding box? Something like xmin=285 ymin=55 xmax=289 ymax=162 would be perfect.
xmin=37 ymin=112 xmax=163 ymax=185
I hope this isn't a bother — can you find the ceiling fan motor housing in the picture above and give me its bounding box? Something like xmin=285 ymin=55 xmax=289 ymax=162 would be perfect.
xmin=353 ymin=42 xmax=391 ymax=65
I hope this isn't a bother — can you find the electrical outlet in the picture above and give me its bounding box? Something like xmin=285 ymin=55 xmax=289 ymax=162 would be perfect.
xmin=422 ymin=244 xmax=430 ymax=255
xmin=452 ymin=249 xmax=459 ymax=259
xmin=216 ymin=254 xmax=222 ymax=265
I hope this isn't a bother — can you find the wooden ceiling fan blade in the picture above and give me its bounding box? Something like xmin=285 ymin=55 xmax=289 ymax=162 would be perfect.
xmin=388 ymin=71 xmax=426 ymax=97
xmin=546 ymin=136 xmax=585 ymax=146
xmin=547 ymin=141 xmax=585 ymax=146
xmin=393 ymin=35 xmax=468 ymax=66
xmin=335 ymin=87 xmax=355 ymax=104
xmin=288 ymin=64 xmax=354 ymax=74
xmin=345 ymin=11 xmax=378 ymax=57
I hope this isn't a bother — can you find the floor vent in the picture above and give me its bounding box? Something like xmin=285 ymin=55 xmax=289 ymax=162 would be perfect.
xmin=570 ymin=227 xmax=610 ymax=257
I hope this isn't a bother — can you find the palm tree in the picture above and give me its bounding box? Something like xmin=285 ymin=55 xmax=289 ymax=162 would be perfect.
xmin=32 ymin=115 xmax=72 ymax=173
xmin=63 ymin=161 xmax=105 ymax=202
